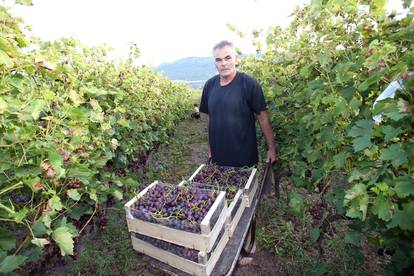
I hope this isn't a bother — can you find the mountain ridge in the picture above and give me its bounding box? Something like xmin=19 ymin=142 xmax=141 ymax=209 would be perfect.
xmin=155 ymin=56 xmax=217 ymax=89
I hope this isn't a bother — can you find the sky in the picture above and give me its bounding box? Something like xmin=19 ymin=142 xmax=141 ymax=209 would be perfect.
xmin=6 ymin=0 xmax=410 ymax=66
xmin=7 ymin=0 xmax=310 ymax=65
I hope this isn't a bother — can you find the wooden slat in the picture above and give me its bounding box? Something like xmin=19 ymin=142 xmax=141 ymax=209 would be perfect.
xmin=188 ymin=164 xmax=205 ymax=181
xmin=124 ymin=181 xmax=158 ymax=218
xmin=131 ymin=229 xmax=229 ymax=276
xmin=243 ymin=176 xmax=259 ymax=208
xmin=200 ymin=192 xmax=226 ymax=234
xmin=243 ymin=168 xmax=257 ymax=197
xmin=131 ymin=235 xmax=205 ymax=275
xmin=226 ymin=191 xmax=246 ymax=237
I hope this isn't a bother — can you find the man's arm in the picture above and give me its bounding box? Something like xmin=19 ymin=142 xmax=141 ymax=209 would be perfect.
xmin=257 ymin=110 xmax=277 ymax=163
xmin=205 ymin=114 xmax=211 ymax=159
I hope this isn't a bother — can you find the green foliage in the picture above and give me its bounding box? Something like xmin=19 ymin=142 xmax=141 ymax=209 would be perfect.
xmin=239 ymin=0 xmax=414 ymax=272
xmin=0 ymin=5 xmax=194 ymax=273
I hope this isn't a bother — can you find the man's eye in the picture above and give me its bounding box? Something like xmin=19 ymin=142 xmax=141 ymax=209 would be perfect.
xmin=225 ymin=56 xmax=232 ymax=60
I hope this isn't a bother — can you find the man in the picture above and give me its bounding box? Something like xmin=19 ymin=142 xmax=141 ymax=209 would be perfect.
xmin=199 ymin=40 xmax=277 ymax=265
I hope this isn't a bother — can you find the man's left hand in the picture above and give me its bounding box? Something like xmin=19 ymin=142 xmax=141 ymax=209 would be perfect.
xmin=267 ymin=149 xmax=277 ymax=164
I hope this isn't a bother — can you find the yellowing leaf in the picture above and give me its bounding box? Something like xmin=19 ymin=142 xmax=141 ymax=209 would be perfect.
xmin=31 ymin=100 xmax=45 ymax=120
xmin=66 ymin=189 xmax=81 ymax=201
xmin=52 ymin=227 xmax=74 ymax=256
xmin=0 ymin=49 xmax=14 ymax=67
xmin=112 ymin=189 xmax=123 ymax=200
xmin=0 ymin=97 xmax=7 ymax=114
xmin=48 ymin=195 xmax=63 ymax=212
xmin=31 ymin=238 xmax=50 ymax=248
xmin=15 ymin=0 xmax=33 ymax=6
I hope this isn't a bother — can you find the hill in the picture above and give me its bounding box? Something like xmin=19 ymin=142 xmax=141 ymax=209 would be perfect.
xmin=155 ymin=57 xmax=217 ymax=89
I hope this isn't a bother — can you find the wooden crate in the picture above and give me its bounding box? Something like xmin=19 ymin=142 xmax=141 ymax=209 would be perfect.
xmin=188 ymin=164 xmax=258 ymax=237
xmin=125 ymin=181 xmax=228 ymax=252
xmin=131 ymin=230 xmax=229 ymax=276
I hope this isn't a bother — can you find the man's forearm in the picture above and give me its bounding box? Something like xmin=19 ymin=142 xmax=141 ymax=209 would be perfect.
xmin=257 ymin=111 xmax=275 ymax=151
xmin=206 ymin=114 xmax=211 ymax=158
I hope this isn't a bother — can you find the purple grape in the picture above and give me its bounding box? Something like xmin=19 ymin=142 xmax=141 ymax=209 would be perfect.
xmin=132 ymin=182 xmax=217 ymax=233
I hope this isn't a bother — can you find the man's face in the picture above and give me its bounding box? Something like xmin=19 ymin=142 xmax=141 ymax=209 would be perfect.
xmin=214 ymin=46 xmax=237 ymax=78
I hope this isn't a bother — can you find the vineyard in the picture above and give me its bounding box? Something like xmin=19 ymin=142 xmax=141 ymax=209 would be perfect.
xmin=0 ymin=2 xmax=194 ymax=274
xmin=238 ymin=0 xmax=414 ymax=274
xmin=1 ymin=0 xmax=414 ymax=275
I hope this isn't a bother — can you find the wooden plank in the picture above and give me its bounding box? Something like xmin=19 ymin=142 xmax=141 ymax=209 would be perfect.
xmin=131 ymin=229 xmax=229 ymax=276
xmin=126 ymin=191 xmax=228 ymax=252
xmin=243 ymin=175 xmax=259 ymax=208
xmin=243 ymin=168 xmax=257 ymax=201
xmin=188 ymin=164 xmax=205 ymax=181
xmin=131 ymin=235 xmax=205 ymax=276
xmin=205 ymin=229 xmax=229 ymax=275
xmin=226 ymin=192 xmax=246 ymax=237
xmin=200 ymin=192 xmax=226 ymax=234
xmin=124 ymin=181 xmax=158 ymax=218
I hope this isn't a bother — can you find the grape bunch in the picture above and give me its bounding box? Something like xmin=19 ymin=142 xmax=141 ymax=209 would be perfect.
xmin=191 ymin=164 xmax=252 ymax=201
xmin=131 ymin=183 xmax=217 ymax=233
xmin=12 ymin=194 xmax=31 ymax=204
xmin=309 ymin=202 xmax=328 ymax=226
xmin=134 ymin=233 xmax=199 ymax=262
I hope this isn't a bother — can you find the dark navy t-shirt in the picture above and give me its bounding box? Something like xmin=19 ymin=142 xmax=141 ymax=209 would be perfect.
xmin=199 ymin=72 xmax=266 ymax=167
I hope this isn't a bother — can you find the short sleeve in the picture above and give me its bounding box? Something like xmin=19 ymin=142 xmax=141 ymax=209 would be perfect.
xmin=199 ymin=80 xmax=211 ymax=114
xmin=245 ymin=75 xmax=266 ymax=114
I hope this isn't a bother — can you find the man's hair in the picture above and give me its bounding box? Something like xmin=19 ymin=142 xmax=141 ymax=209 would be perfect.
xmin=213 ymin=40 xmax=235 ymax=53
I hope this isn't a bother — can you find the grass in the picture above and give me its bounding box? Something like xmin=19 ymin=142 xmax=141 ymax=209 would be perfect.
xmin=255 ymin=186 xmax=383 ymax=276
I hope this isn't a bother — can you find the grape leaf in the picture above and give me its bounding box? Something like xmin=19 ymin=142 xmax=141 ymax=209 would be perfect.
xmin=380 ymin=143 xmax=408 ymax=168
xmin=370 ymin=0 xmax=386 ymax=16
xmin=48 ymin=147 xmax=65 ymax=178
xmin=381 ymin=125 xmax=403 ymax=140
xmin=15 ymin=0 xmax=33 ymax=6
xmin=0 ymin=229 xmax=15 ymax=251
xmin=48 ymin=195 xmax=63 ymax=212
xmin=66 ymin=189 xmax=81 ymax=201
xmin=309 ymin=228 xmax=320 ymax=243
xmin=384 ymin=109 xmax=408 ymax=121
xmin=371 ymin=195 xmax=393 ymax=221
xmin=32 ymin=220 xmax=47 ymax=237
xmin=0 ymin=49 xmax=14 ymax=67
xmin=345 ymin=184 xmax=366 ymax=200
xmin=111 ymin=189 xmax=123 ymax=200
xmin=12 ymin=208 xmax=28 ymax=223
xmin=30 ymin=100 xmax=45 ymax=120
xmin=31 ymin=238 xmax=50 ymax=248
xmin=0 ymin=97 xmax=7 ymax=114
xmin=387 ymin=202 xmax=414 ymax=230
xmin=344 ymin=230 xmax=364 ymax=246
xmin=394 ymin=176 xmax=414 ymax=198
xmin=0 ymin=255 xmax=27 ymax=273
xmin=288 ymin=191 xmax=304 ymax=215
xmin=348 ymin=120 xmax=373 ymax=152
xmin=348 ymin=120 xmax=372 ymax=137
xmin=352 ymin=136 xmax=372 ymax=152
xmin=345 ymin=184 xmax=368 ymax=220
xmin=52 ymin=227 xmax=74 ymax=256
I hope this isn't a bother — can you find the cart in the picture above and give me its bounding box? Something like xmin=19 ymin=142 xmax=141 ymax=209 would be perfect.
xmin=144 ymin=162 xmax=279 ymax=276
